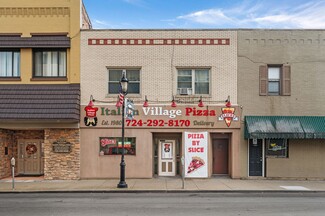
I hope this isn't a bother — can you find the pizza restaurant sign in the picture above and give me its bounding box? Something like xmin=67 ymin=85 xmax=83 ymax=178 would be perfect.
xmin=81 ymin=105 xmax=240 ymax=129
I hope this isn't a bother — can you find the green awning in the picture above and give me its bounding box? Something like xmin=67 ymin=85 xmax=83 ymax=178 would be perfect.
xmin=245 ymin=116 xmax=325 ymax=139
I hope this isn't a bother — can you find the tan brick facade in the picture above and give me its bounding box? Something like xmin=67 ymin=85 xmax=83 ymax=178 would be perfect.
xmin=80 ymin=30 xmax=241 ymax=179
xmin=81 ymin=30 xmax=238 ymax=105
xmin=238 ymin=30 xmax=325 ymax=116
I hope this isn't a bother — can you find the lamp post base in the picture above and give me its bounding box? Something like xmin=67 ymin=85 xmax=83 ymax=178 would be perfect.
xmin=117 ymin=181 xmax=128 ymax=188
xmin=117 ymin=161 xmax=127 ymax=188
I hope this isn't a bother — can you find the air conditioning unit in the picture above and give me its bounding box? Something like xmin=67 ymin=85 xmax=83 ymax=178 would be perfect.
xmin=178 ymin=88 xmax=192 ymax=95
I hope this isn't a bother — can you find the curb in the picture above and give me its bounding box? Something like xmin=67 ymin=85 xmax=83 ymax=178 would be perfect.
xmin=1 ymin=190 xmax=325 ymax=194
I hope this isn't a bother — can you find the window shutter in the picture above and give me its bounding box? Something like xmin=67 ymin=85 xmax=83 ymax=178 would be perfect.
xmin=259 ymin=65 xmax=268 ymax=96
xmin=282 ymin=65 xmax=291 ymax=96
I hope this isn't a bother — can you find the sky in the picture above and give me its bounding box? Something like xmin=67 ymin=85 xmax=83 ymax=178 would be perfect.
xmin=82 ymin=0 xmax=325 ymax=29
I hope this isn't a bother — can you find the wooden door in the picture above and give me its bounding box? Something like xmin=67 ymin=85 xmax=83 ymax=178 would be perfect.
xmin=18 ymin=140 xmax=42 ymax=175
xmin=158 ymin=140 xmax=176 ymax=176
xmin=213 ymin=139 xmax=229 ymax=174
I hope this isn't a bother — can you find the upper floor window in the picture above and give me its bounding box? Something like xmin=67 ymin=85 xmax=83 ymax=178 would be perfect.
xmin=259 ymin=65 xmax=291 ymax=96
xmin=268 ymin=67 xmax=280 ymax=95
xmin=177 ymin=68 xmax=210 ymax=95
xmin=108 ymin=69 xmax=140 ymax=94
xmin=0 ymin=50 xmax=20 ymax=77
xmin=33 ymin=49 xmax=67 ymax=77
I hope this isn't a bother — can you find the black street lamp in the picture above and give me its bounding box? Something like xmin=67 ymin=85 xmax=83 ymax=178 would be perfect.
xmin=117 ymin=70 xmax=128 ymax=188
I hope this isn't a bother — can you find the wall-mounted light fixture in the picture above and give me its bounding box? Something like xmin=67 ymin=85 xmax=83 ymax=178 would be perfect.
xmin=225 ymin=95 xmax=231 ymax=107
xmin=171 ymin=96 xmax=177 ymax=107
xmin=143 ymin=95 xmax=149 ymax=107
xmin=198 ymin=96 xmax=204 ymax=107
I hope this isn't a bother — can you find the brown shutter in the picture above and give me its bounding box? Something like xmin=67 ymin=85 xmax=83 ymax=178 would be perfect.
xmin=259 ymin=65 xmax=268 ymax=96
xmin=282 ymin=65 xmax=291 ymax=96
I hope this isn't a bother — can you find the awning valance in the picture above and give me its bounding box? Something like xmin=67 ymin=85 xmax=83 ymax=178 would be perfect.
xmin=245 ymin=116 xmax=325 ymax=139
xmin=0 ymin=35 xmax=70 ymax=48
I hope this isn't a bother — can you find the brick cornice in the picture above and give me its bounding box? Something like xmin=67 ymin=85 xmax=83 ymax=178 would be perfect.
xmin=0 ymin=7 xmax=70 ymax=17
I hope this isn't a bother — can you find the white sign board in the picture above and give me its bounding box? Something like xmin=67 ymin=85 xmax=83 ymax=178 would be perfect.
xmin=184 ymin=132 xmax=208 ymax=178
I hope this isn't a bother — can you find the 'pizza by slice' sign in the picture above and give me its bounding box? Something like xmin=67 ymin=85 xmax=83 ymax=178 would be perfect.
xmin=218 ymin=107 xmax=239 ymax=127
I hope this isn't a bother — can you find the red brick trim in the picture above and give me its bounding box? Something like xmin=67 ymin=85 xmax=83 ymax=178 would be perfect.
xmin=0 ymin=77 xmax=21 ymax=81
xmin=30 ymin=77 xmax=68 ymax=81
xmin=88 ymin=38 xmax=230 ymax=46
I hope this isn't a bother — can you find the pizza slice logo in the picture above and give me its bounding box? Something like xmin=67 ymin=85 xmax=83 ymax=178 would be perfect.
xmin=218 ymin=107 xmax=238 ymax=127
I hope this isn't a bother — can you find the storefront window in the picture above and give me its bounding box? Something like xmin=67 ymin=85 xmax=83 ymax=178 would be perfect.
xmin=99 ymin=137 xmax=136 ymax=156
xmin=266 ymin=139 xmax=288 ymax=158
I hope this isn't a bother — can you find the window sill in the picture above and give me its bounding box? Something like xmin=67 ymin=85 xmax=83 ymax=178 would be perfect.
xmin=261 ymin=95 xmax=290 ymax=97
xmin=30 ymin=77 xmax=68 ymax=81
xmin=99 ymin=154 xmax=136 ymax=157
xmin=0 ymin=77 xmax=21 ymax=81
xmin=175 ymin=95 xmax=211 ymax=98
xmin=106 ymin=94 xmax=141 ymax=98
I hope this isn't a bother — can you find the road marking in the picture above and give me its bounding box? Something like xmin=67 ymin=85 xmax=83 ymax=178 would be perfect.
xmin=280 ymin=186 xmax=310 ymax=190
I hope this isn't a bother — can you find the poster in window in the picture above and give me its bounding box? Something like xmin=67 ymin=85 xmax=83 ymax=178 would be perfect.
xmin=99 ymin=137 xmax=136 ymax=156
xmin=161 ymin=142 xmax=173 ymax=159
xmin=266 ymin=139 xmax=287 ymax=157
xmin=184 ymin=132 xmax=208 ymax=178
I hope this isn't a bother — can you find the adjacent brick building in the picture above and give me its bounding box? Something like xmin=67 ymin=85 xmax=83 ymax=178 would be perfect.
xmin=238 ymin=30 xmax=325 ymax=179
xmin=0 ymin=0 xmax=91 ymax=180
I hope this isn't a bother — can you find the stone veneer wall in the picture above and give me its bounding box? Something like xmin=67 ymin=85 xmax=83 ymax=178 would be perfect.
xmin=44 ymin=129 xmax=80 ymax=180
xmin=0 ymin=129 xmax=13 ymax=178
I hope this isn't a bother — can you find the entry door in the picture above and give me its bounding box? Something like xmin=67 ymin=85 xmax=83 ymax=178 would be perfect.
xmin=158 ymin=140 xmax=176 ymax=176
xmin=213 ymin=139 xmax=229 ymax=174
xmin=18 ymin=140 xmax=42 ymax=175
xmin=249 ymin=139 xmax=263 ymax=176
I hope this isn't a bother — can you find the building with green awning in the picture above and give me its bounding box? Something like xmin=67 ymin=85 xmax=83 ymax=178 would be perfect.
xmin=245 ymin=116 xmax=325 ymax=139
xmin=238 ymin=30 xmax=325 ymax=180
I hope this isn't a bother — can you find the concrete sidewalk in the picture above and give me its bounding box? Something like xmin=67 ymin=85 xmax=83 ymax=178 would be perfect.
xmin=1 ymin=177 xmax=325 ymax=193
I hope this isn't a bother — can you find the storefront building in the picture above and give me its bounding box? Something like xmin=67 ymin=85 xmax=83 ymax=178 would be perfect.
xmin=0 ymin=0 xmax=91 ymax=180
xmin=80 ymin=30 xmax=242 ymax=178
xmin=238 ymin=30 xmax=325 ymax=179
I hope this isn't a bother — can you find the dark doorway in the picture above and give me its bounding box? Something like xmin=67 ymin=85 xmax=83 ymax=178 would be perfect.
xmin=212 ymin=139 xmax=229 ymax=174
xmin=249 ymin=139 xmax=263 ymax=176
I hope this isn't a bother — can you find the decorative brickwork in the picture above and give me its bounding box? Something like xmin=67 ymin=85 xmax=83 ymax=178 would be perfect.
xmin=0 ymin=7 xmax=70 ymax=17
xmin=14 ymin=130 xmax=44 ymax=140
xmin=88 ymin=38 xmax=230 ymax=46
xmin=44 ymin=129 xmax=80 ymax=180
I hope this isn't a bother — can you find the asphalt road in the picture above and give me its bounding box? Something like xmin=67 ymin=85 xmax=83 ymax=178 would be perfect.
xmin=0 ymin=192 xmax=325 ymax=216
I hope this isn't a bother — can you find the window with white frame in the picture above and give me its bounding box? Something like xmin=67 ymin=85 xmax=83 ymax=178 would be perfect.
xmin=0 ymin=50 xmax=20 ymax=77
xmin=33 ymin=49 xmax=67 ymax=77
xmin=268 ymin=67 xmax=281 ymax=95
xmin=108 ymin=69 xmax=140 ymax=94
xmin=177 ymin=69 xmax=210 ymax=95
